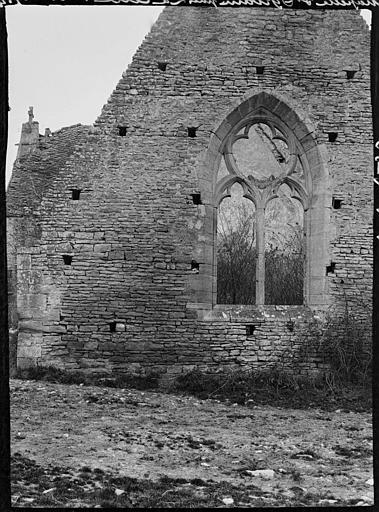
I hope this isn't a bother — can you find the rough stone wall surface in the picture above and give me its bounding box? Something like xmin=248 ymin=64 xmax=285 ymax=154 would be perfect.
xmin=7 ymin=8 xmax=372 ymax=375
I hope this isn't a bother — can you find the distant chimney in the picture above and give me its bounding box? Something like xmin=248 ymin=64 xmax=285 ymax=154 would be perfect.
xmin=16 ymin=106 xmax=40 ymax=159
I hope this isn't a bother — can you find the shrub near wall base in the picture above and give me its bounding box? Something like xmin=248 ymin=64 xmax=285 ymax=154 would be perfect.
xmin=298 ymin=307 xmax=372 ymax=388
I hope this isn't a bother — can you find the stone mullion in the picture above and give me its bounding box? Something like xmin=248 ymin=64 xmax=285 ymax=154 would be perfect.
xmin=255 ymin=197 xmax=265 ymax=306
xmin=212 ymin=205 xmax=218 ymax=306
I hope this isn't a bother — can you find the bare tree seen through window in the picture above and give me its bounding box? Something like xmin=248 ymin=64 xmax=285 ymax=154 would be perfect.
xmin=217 ymin=123 xmax=305 ymax=305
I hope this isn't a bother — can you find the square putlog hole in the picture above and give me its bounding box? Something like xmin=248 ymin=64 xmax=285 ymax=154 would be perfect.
xmin=326 ymin=262 xmax=336 ymax=275
xmin=157 ymin=61 xmax=167 ymax=71
xmin=62 ymin=255 xmax=73 ymax=265
xmin=256 ymin=66 xmax=265 ymax=75
xmin=118 ymin=127 xmax=127 ymax=137
xmin=246 ymin=325 xmax=256 ymax=336
xmin=346 ymin=70 xmax=357 ymax=79
xmin=71 ymin=189 xmax=81 ymax=200
xmin=332 ymin=197 xmax=342 ymax=209
xmin=187 ymin=127 xmax=198 ymax=138
xmin=328 ymin=132 xmax=338 ymax=143
xmin=191 ymin=260 xmax=200 ymax=273
xmin=191 ymin=193 xmax=202 ymax=205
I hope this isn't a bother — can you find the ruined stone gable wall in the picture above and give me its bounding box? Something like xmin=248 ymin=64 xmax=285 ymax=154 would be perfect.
xmin=8 ymin=8 xmax=372 ymax=376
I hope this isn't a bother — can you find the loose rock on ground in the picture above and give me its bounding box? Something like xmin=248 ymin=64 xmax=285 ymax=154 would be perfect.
xmin=11 ymin=379 xmax=373 ymax=507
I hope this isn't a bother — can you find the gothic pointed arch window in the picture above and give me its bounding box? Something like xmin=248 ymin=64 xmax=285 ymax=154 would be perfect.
xmin=215 ymin=115 xmax=311 ymax=306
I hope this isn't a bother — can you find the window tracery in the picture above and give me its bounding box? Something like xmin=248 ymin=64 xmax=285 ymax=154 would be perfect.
xmin=215 ymin=118 xmax=310 ymax=305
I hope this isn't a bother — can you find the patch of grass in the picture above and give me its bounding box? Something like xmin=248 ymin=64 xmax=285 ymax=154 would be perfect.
xmin=15 ymin=365 xmax=160 ymax=390
xmin=169 ymin=368 xmax=371 ymax=412
xmin=299 ymin=303 xmax=372 ymax=390
xmin=14 ymin=363 xmax=371 ymax=412
xmin=332 ymin=445 xmax=372 ymax=458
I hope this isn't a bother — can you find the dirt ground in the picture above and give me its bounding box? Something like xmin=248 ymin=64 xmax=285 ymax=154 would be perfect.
xmin=10 ymin=378 xmax=373 ymax=507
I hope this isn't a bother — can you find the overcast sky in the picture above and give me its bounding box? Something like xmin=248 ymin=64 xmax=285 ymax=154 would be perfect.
xmin=5 ymin=6 xmax=371 ymax=185
xmin=5 ymin=5 xmax=164 ymax=184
